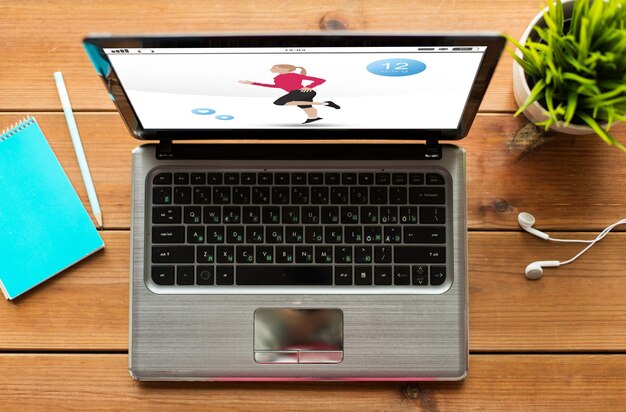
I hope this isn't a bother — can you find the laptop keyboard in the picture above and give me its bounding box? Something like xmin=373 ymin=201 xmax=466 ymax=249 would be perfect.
xmin=149 ymin=170 xmax=449 ymax=290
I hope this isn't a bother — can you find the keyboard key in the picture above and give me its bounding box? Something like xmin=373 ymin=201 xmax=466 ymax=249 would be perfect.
xmin=426 ymin=173 xmax=445 ymax=185
xmin=236 ymin=266 xmax=332 ymax=285
xmin=187 ymin=226 xmax=205 ymax=243
xmin=376 ymin=173 xmax=391 ymax=185
xmin=315 ymin=246 xmax=333 ymax=263
xmin=191 ymin=173 xmax=206 ymax=185
xmin=152 ymin=266 xmax=174 ymax=285
xmin=389 ymin=187 xmax=407 ymax=204
xmin=354 ymin=266 xmax=372 ymax=285
xmin=412 ymin=265 xmax=429 ymax=285
xmin=217 ymin=246 xmax=235 ymax=263
xmin=197 ymin=266 xmax=215 ymax=285
xmin=330 ymin=187 xmax=349 ymax=204
xmin=226 ymin=226 xmax=244 ymax=243
xmin=361 ymin=207 xmax=379 ymax=224
xmin=305 ymin=226 xmax=323 ymax=243
xmin=233 ymin=187 xmax=250 ymax=204
xmin=197 ymin=246 xmax=215 ymax=263
xmin=394 ymin=246 xmax=445 ymax=263
xmin=420 ymin=207 xmax=446 ymax=224
xmin=285 ymin=226 xmax=304 ymax=243
xmin=354 ymin=246 xmax=373 ymax=263
xmin=341 ymin=207 xmax=359 ymax=224
xmin=223 ymin=206 xmax=241 ymax=224
xmin=374 ymin=266 xmax=392 ymax=285
xmin=350 ymin=187 xmax=368 ymax=204
xmin=246 ymin=226 xmax=264 ymax=243
xmin=236 ymin=245 xmax=254 ymax=263
xmin=252 ymin=187 xmax=270 ymax=204
xmin=321 ymin=206 xmax=339 ymax=224
xmin=325 ymin=173 xmax=340 ymax=185
xmin=302 ymin=206 xmax=320 ymax=224
xmin=206 ymin=226 xmax=225 ymax=243
xmin=311 ymin=187 xmax=329 ymax=204
xmin=308 ymin=173 xmax=323 ymax=185
xmin=256 ymin=246 xmax=274 ymax=263
xmin=183 ymin=206 xmax=202 ymax=223
xmin=208 ymin=173 xmax=222 ymax=185
xmin=334 ymin=245 xmax=352 ymax=263
xmin=369 ymin=187 xmax=388 ymax=204
xmin=174 ymin=173 xmax=189 ymax=185
xmin=152 ymin=226 xmax=184 ymax=243
xmin=212 ymin=187 xmax=230 ymax=204
xmin=152 ymin=206 xmax=181 ymax=224
xmin=174 ymin=187 xmax=192 ymax=204
xmin=266 ymin=226 xmax=284 ymax=243
xmin=374 ymin=245 xmax=392 ymax=263
xmin=335 ymin=266 xmax=352 ymax=285
xmin=282 ymin=207 xmax=300 ymax=224
xmin=225 ymin=172 xmax=239 ymax=185
xmin=384 ymin=226 xmax=401 ymax=243
xmin=404 ymin=227 xmax=446 ymax=243
xmin=216 ymin=266 xmax=234 ymax=285
xmin=241 ymin=173 xmax=256 ymax=185
xmin=202 ymin=206 xmax=220 ymax=224
xmin=359 ymin=173 xmax=374 ymax=185
xmin=258 ymin=173 xmax=273 ymax=185
xmin=409 ymin=187 xmax=445 ymax=204
xmin=177 ymin=266 xmax=195 ymax=285
xmin=153 ymin=173 xmax=172 ymax=185
xmin=292 ymin=173 xmax=306 ymax=184
xmin=152 ymin=246 xmax=194 ymax=263
xmin=276 ymin=246 xmax=294 ymax=263
xmin=392 ymin=173 xmax=407 ymax=185
xmin=399 ymin=206 xmax=418 ymax=224
xmin=409 ymin=173 xmax=424 ymax=185
xmin=153 ymin=187 xmax=172 ymax=204
xmin=342 ymin=173 xmax=357 ymax=185
xmin=344 ymin=226 xmax=362 ymax=243
xmin=364 ymin=226 xmax=383 ymax=243
xmin=275 ymin=173 xmax=290 ymax=185
xmin=262 ymin=206 xmax=280 ymax=224
xmin=242 ymin=206 xmax=261 ymax=224
xmin=325 ymin=226 xmax=343 ymax=243
xmin=193 ymin=187 xmax=211 ymax=204
xmin=394 ymin=266 xmax=410 ymax=285
xmin=291 ymin=187 xmax=309 ymax=204
xmin=272 ymin=187 xmax=290 ymax=204
xmin=430 ymin=266 xmax=446 ymax=285
xmin=380 ymin=206 xmax=398 ymax=224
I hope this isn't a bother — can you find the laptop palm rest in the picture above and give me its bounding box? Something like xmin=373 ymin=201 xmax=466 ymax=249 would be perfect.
xmin=254 ymin=308 xmax=343 ymax=364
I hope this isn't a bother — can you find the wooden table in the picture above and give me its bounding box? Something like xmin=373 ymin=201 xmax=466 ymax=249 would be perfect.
xmin=2 ymin=1 xmax=625 ymax=410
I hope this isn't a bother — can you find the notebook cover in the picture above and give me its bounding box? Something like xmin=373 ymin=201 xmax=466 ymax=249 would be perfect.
xmin=0 ymin=117 xmax=104 ymax=300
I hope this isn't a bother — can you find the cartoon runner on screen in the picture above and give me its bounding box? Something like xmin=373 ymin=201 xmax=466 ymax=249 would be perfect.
xmin=238 ymin=64 xmax=340 ymax=124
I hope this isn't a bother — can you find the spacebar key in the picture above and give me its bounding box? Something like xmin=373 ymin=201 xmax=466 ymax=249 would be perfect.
xmin=394 ymin=246 xmax=446 ymax=263
xmin=237 ymin=266 xmax=333 ymax=285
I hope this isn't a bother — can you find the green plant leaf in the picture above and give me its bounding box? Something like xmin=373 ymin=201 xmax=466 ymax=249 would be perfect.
xmin=579 ymin=112 xmax=626 ymax=152
xmin=514 ymin=79 xmax=546 ymax=117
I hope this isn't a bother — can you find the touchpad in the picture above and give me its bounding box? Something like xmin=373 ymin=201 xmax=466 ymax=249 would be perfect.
xmin=254 ymin=308 xmax=343 ymax=364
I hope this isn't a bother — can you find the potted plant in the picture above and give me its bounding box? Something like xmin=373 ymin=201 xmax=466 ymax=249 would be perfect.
xmin=509 ymin=0 xmax=626 ymax=151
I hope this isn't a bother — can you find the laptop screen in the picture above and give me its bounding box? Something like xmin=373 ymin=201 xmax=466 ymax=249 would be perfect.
xmin=104 ymin=46 xmax=486 ymax=130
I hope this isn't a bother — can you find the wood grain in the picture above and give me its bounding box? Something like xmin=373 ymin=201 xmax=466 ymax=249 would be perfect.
xmin=0 ymin=0 xmax=546 ymax=112
xmin=1 ymin=231 xmax=625 ymax=352
xmin=2 ymin=113 xmax=624 ymax=231
xmin=1 ymin=354 xmax=625 ymax=411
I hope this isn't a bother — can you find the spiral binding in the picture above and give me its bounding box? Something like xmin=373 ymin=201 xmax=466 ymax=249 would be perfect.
xmin=0 ymin=116 xmax=35 ymax=142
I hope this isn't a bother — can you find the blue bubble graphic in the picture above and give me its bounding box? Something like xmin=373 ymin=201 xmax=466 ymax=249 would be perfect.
xmin=191 ymin=108 xmax=216 ymax=115
xmin=215 ymin=115 xmax=234 ymax=120
xmin=366 ymin=58 xmax=426 ymax=77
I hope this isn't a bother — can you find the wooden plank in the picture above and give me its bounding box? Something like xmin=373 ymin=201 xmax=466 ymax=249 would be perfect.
xmin=1 ymin=354 xmax=625 ymax=411
xmin=0 ymin=0 xmax=545 ymax=112
xmin=1 ymin=113 xmax=624 ymax=231
xmin=1 ymin=232 xmax=625 ymax=351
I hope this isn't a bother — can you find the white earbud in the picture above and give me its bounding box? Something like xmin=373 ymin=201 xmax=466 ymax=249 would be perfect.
xmin=519 ymin=212 xmax=626 ymax=280
xmin=524 ymin=260 xmax=560 ymax=279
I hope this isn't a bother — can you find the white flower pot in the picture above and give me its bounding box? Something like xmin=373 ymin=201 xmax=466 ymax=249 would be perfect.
xmin=512 ymin=0 xmax=599 ymax=135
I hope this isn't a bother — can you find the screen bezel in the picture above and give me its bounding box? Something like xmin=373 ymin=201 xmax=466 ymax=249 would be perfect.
xmin=83 ymin=33 xmax=505 ymax=141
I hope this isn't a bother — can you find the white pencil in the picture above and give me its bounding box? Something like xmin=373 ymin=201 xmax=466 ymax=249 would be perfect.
xmin=53 ymin=71 xmax=103 ymax=229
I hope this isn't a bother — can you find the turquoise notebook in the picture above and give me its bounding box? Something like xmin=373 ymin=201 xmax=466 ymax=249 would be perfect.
xmin=0 ymin=117 xmax=104 ymax=300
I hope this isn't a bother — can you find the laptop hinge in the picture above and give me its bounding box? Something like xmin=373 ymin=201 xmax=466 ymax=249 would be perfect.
xmin=157 ymin=139 xmax=174 ymax=159
xmin=425 ymin=139 xmax=442 ymax=159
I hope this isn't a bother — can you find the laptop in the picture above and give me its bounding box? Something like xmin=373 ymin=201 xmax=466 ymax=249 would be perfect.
xmin=84 ymin=33 xmax=504 ymax=381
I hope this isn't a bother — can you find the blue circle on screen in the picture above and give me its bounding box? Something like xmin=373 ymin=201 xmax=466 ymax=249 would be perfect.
xmin=215 ymin=115 xmax=234 ymax=120
xmin=191 ymin=108 xmax=216 ymax=115
xmin=366 ymin=58 xmax=426 ymax=77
